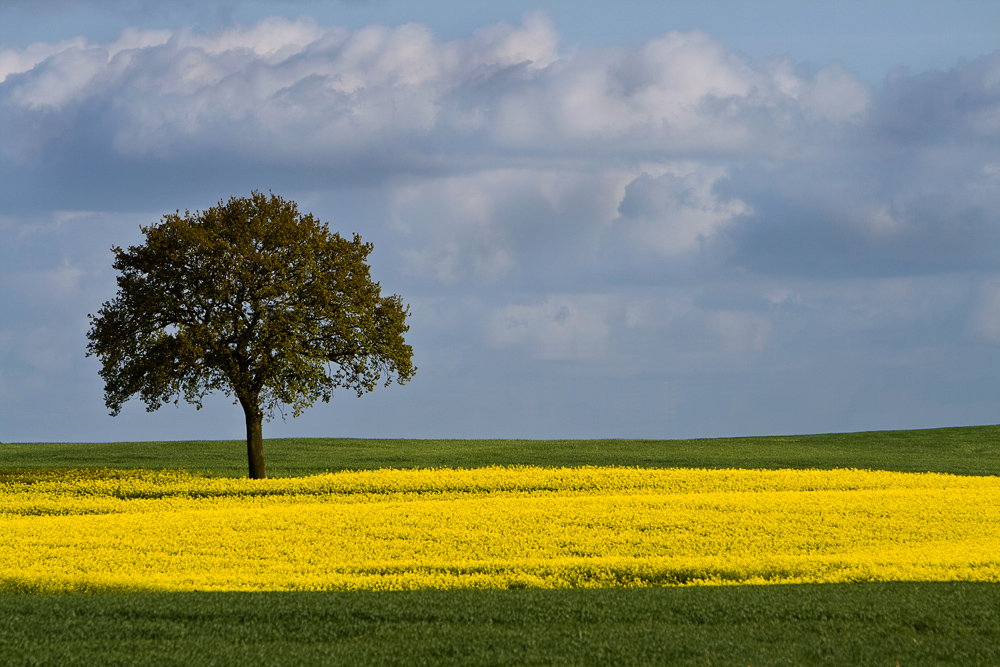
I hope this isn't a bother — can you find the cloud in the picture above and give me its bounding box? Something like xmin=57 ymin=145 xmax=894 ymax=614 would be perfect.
xmin=0 ymin=36 xmax=89 ymax=82
xmin=870 ymin=50 xmax=1000 ymax=144
xmin=489 ymin=32 xmax=869 ymax=157
xmin=5 ymin=18 xmax=994 ymax=283
xmin=388 ymin=168 xmax=629 ymax=283
xmin=487 ymin=294 xmax=613 ymax=361
xmin=613 ymin=290 xmax=776 ymax=374
xmin=0 ymin=13 xmax=875 ymax=170
xmin=971 ymin=277 xmax=1000 ymax=343
xmin=612 ymin=164 xmax=748 ymax=257
xmin=1 ymin=27 xmax=172 ymax=104
xmin=719 ymin=146 xmax=1000 ymax=277
xmin=0 ymin=14 xmax=559 ymax=167
xmin=467 ymin=9 xmax=560 ymax=70
xmin=484 ymin=286 xmax=780 ymax=370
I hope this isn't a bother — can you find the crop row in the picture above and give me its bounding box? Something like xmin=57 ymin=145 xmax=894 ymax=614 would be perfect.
xmin=2 ymin=466 xmax=998 ymax=592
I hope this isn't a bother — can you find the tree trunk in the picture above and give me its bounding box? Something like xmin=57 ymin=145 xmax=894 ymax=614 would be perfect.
xmin=240 ymin=398 xmax=267 ymax=479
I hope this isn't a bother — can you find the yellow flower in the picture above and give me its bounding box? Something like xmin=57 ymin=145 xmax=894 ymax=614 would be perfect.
xmin=1 ymin=466 xmax=997 ymax=592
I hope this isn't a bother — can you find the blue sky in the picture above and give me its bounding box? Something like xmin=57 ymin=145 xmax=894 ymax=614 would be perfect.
xmin=2 ymin=0 xmax=999 ymax=443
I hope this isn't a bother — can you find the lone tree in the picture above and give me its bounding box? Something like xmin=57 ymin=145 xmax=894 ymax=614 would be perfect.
xmin=86 ymin=191 xmax=415 ymax=478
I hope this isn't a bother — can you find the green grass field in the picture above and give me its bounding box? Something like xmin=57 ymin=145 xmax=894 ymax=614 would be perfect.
xmin=3 ymin=426 xmax=1000 ymax=666
xmin=3 ymin=584 xmax=999 ymax=666
xmin=5 ymin=423 xmax=1000 ymax=476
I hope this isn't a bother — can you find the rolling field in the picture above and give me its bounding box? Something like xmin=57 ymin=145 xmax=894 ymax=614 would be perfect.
xmin=3 ymin=426 xmax=1000 ymax=665
xmin=7 ymin=424 xmax=1000 ymax=476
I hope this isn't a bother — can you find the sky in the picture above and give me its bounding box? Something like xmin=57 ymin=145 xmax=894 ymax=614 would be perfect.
xmin=1 ymin=0 xmax=999 ymax=443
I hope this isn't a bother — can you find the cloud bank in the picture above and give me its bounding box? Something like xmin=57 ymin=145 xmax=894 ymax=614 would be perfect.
xmin=2 ymin=14 xmax=869 ymax=162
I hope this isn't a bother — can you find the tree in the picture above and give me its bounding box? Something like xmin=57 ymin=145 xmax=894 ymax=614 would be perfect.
xmin=86 ymin=191 xmax=415 ymax=479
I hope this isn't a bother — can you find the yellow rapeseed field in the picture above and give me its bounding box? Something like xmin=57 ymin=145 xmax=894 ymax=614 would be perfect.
xmin=1 ymin=466 xmax=999 ymax=592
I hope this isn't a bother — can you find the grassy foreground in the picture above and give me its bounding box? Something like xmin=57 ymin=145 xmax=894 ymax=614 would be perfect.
xmin=5 ymin=423 xmax=1000 ymax=476
xmin=3 ymin=426 xmax=1000 ymax=665
xmin=3 ymin=584 xmax=999 ymax=666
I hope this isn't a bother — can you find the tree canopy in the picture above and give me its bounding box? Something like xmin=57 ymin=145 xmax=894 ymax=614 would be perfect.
xmin=86 ymin=191 xmax=415 ymax=478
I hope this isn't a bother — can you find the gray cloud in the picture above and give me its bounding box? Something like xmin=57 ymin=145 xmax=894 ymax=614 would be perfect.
xmin=718 ymin=51 xmax=1000 ymax=278
xmin=869 ymin=51 xmax=1000 ymax=145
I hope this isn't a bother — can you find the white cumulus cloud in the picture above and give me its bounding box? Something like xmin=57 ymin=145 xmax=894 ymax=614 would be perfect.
xmin=389 ymin=168 xmax=631 ymax=282
xmin=1 ymin=13 xmax=873 ymax=166
xmin=613 ymin=163 xmax=749 ymax=256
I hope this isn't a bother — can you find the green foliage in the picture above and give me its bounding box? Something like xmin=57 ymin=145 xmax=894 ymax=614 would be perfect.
xmin=2 ymin=583 xmax=998 ymax=666
xmin=86 ymin=191 xmax=415 ymax=420
xmin=6 ymin=425 xmax=1000 ymax=477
